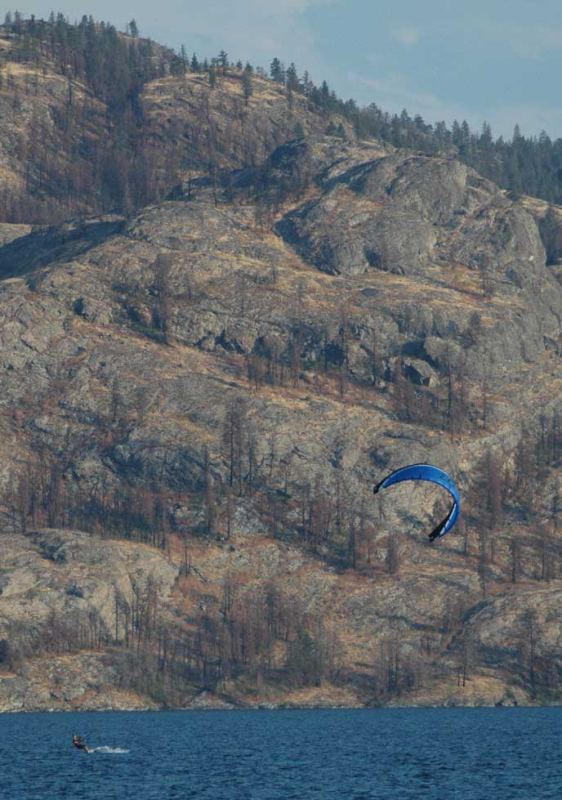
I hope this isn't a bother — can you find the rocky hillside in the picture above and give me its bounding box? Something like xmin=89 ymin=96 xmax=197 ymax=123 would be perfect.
xmin=0 ymin=23 xmax=349 ymax=224
xmin=0 ymin=126 xmax=560 ymax=710
xmin=0 ymin=13 xmax=561 ymax=710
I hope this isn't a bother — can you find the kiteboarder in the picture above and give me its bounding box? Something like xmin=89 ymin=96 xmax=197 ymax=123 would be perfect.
xmin=72 ymin=734 xmax=89 ymax=753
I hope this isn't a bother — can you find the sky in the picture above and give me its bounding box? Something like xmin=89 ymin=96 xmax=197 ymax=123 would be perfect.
xmin=8 ymin=0 xmax=562 ymax=139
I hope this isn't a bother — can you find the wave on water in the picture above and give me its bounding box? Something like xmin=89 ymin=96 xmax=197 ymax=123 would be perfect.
xmin=89 ymin=746 xmax=130 ymax=754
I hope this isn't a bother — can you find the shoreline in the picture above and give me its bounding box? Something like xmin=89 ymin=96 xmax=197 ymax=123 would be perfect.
xmin=2 ymin=700 xmax=561 ymax=714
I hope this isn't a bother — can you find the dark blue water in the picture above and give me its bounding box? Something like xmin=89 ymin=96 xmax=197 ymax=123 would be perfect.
xmin=1 ymin=707 xmax=560 ymax=800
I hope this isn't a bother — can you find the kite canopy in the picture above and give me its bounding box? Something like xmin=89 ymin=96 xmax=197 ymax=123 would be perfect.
xmin=373 ymin=463 xmax=460 ymax=541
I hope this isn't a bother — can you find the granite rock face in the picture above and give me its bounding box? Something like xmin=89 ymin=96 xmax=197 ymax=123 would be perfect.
xmin=276 ymin=150 xmax=548 ymax=287
xmin=0 ymin=529 xmax=178 ymax=640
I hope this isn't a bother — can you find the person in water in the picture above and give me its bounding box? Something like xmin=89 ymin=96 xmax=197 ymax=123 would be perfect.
xmin=72 ymin=734 xmax=89 ymax=752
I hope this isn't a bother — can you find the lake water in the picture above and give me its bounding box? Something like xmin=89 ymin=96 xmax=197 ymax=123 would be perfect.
xmin=0 ymin=707 xmax=561 ymax=799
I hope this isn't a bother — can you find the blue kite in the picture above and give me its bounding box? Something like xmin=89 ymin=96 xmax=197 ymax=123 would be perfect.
xmin=373 ymin=464 xmax=460 ymax=542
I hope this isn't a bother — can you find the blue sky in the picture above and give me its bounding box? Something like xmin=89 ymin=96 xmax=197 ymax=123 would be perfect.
xmin=10 ymin=0 xmax=562 ymax=138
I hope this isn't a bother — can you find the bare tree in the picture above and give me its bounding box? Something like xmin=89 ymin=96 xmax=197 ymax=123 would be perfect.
xmin=510 ymin=537 xmax=522 ymax=583
xmin=385 ymin=534 xmax=400 ymax=575
xmin=152 ymin=253 xmax=174 ymax=343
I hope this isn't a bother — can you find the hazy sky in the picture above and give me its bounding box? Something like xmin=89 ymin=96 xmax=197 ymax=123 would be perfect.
xmin=10 ymin=0 xmax=562 ymax=138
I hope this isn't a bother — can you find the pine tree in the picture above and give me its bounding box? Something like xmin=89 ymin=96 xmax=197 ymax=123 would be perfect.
xmin=286 ymin=62 xmax=299 ymax=92
xmin=242 ymin=65 xmax=253 ymax=105
xmin=218 ymin=49 xmax=228 ymax=74
xmin=320 ymin=80 xmax=330 ymax=109
xmin=180 ymin=45 xmax=188 ymax=72
xmin=170 ymin=54 xmax=185 ymax=76
xmin=270 ymin=57 xmax=284 ymax=83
